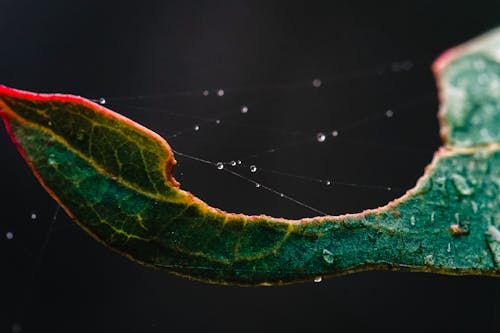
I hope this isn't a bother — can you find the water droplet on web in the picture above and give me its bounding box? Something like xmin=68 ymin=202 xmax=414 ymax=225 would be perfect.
xmin=250 ymin=165 xmax=257 ymax=173
xmin=255 ymin=183 xmax=261 ymax=188
xmin=202 ymin=90 xmax=209 ymax=96
xmin=316 ymin=132 xmax=326 ymax=142
xmin=387 ymin=187 xmax=392 ymax=191
xmin=314 ymin=276 xmax=323 ymax=283
xmin=230 ymin=160 xmax=237 ymax=167
xmin=237 ymin=160 xmax=242 ymax=165
xmin=193 ymin=125 xmax=200 ymax=131
xmin=385 ymin=109 xmax=394 ymax=118
xmin=331 ymin=130 xmax=339 ymax=137
xmin=410 ymin=216 xmax=416 ymax=226
xmin=216 ymin=162 xmax=224 ymax=170
xmin=325 ymin=180 xmax=332 ymax=186
xmin=391 ymin=60 xmax=413 ymax=72
xmin=6 ymin=232 xmax=14 ymax=240
xmin=322 ymin=249 xmax=335 ymax=264
xmin=312 ymin=78 xmax=322 ymax=88
xmin=30 ymin=213 xmax=37 ymax=220
xmin=215 ymin=119 xmax=221 ymax=125
xmin=241 ymin=106 xmax=249 ymax=114
xmin=98 ymin=97 xmax=106 ymax=105
xmin=279 ymin=193 xmax=284 ymax=197
xmin=217 ymin=89 xmax=225 ymax=97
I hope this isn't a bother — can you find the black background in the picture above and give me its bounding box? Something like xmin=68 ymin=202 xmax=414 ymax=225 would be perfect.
xmin=0 ymin=1 xmax=499 ymax=332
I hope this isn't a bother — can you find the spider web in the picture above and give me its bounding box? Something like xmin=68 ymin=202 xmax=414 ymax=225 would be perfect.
xmin=85 ymin=58 xmax=438 ymax=219
xmin=1 ymin=47 xmax=496 ymax=333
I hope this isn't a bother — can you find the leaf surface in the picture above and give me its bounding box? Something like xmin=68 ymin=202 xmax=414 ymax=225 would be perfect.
xmin=1 ymin=29 xmax=499 ymax=285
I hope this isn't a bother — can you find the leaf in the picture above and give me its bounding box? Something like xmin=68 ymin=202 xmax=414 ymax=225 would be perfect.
xmin=1 ymin=29 xmax=499 ymax=285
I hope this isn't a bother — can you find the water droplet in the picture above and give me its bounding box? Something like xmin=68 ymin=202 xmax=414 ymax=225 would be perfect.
xmin=325 ymin=180 xmax=332 ymax=186
xmin=6 ymin=232 xmax=14 ymax=240
xmin=486 ymin=225 xmax=500 ymax=242
xmin=48 ymin=121 xmax=52 ymax=126
xmin=241 ymin=106 xmax=249 ymax=113
xmin=424 ymin=254 xmax=434 ymax=266
xmin=430 ymin=211 xmax=436 ymax=223
xmin=193 ymin=125 xmax=200 ymax=131
xmin=410 ymin=216 xmax=416 ymax=226
xmin=322 ymin=249 xmax=335 ymax=264
xmin=216 ymin=162 xmax=224 ymax=170
xmin=314 ymin=276 xmax=323 ymax=283
xmin=391 ymin=61 xmax=413 ymax=72
xmin=385 ymin=109 xmax=394 ymax=118
xmin=30 ymin=213 xmax=37 ymax=220
xmin=215 ymin=119 xmax=221 ymax=124
xmin=451 ymin=173 xmax=474 ymax=195
xmin=255 ymin=183 xmax=261 ymax=188
xmin=387 ymin=187 xmax=392 ymax=191
xmin=480 ymin=127 xmax=491 ymax=139
xmin=202 ymin=90 xmax=209 ymax=96
xmin=237 ymin=160 xmax=242 ymax=165
xmin=250 ymin=165 xmax=257 ymax=173
xmin=98 ymin=97 xmax=106 ymax=105
xmin=11 ymin=323 xmax=22 ymax=333
xmin=316 ymin=132 xmax=326 ymax=142
xmin=434 ymin=176 xmax=447 ymax=192
xmin=449 ymin=223 xmax=465 ymax=236
xmin=331 ymin=130 xmax=339 ymax=137
xmin=312 ymin=78 xmax=322 ymax=88
xmin=279 ymin=193 xmax=284 ymax=197
xmin=447 ymin=242 xmax=451 ymax=253
xmin=471 ymin=201 xmax=478 ymax=213
xmin=478 ymin=73 xmax=489 ymax=85
xmin=230 ymin=160 xmax=237 ymax=167
xmin=217 ymin=89 xmax=224 ymax=97
xmin=48 ymin=154 xmax=57 ymax=166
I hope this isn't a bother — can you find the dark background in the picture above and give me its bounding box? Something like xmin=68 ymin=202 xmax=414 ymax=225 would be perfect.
xmin=0 ymin=1 xmax=499 ymax=332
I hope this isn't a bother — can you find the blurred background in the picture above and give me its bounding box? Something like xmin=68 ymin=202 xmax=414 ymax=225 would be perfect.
xmin=0 ymin=1 xmax=499 ymax=332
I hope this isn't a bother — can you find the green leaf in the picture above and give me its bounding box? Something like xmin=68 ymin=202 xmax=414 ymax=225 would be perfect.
xmin=1 ymin=28 xmax=499 ymax=285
